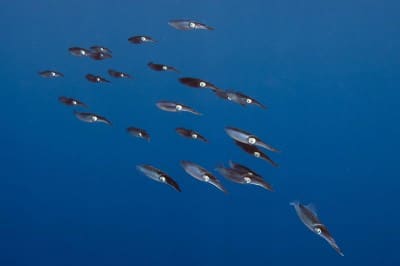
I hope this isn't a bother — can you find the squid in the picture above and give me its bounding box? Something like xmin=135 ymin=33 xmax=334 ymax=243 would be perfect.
xmin=225 ymin=126 xmax=279 ymax=152
xmin=128 ymin=35 xmax=156 ymax=44
xmin=90 ymin=46 xmax=112 ymax=54
xmin=290 ymin=201 xmax=344 ymax=256
xmin=179 ymin=77 xmax=218 ymax=90
xmin=168 ymin=19 xmax=214 ymax=31
xmin=58 ymin=96 xmax=87 ymax=108
xmin=156 ymin=101 xmax=202 ymax=116
xmin=39 ymin=70 xmax=63 ymax=78
xmin=136 ymin=164 xmax=181 ymax=192
xmin=73 ymin=111 xmax=111 ymax=125
xmin=85 ymin=74 xmax=110 ymax=83
xmin=176 ymin=128 xmax=208 ymax=142
xmin=68 ymin=47 xmax=90 ymax=57
xmin=127 ymin=127 xmax=150 ymax=141
xmin=148 ymin=62 xmax=179 ymax=73
xmin=216 ymin=161 xmax=273 ymax=191
xmin=234 ymin=141 xmax=278 ymax=167
xmin=213 ymin=88 xmax=266 ymax=109
xmin=108 ymin=69 xmax=131 ymax=78
xmin=180 ymin=161 xmax=226 ymax=193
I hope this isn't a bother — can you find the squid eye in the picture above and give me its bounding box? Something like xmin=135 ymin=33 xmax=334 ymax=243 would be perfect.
xmin=191 ymin=133 xmax=198 ymax=139
xmin=189 ymin=22 xmax=196 ymax=28
xmin=248 ymin=137 xmax=256 ymax=144
xmin=159 ymin=176 xmax=166 ymax=182
xmin=199 ymin=81 xmax=206 ymax=87
xmin=138 ymin=132 xmax=143 ymax=137
xmin=140 ymin=36 xmax=146 ymax=41
xmin=246 ymin=98 xmax=252 ymax=104
xmin=314 ymin=227 xmax=322 ymax=234
xmin=175 ymin=105 xmax=183 ymax=111
xmin=254 ymin=152 xmax=260 ymax=158
xmin=244 ymin=177 xmax=251 ymax=184
xmin=203 ymin=175 xmax=210 ymax=182
xmin=162 ymin=65 xmax=168 ymax=70
xmin=92 ymin=116 xmax=98 ymax=122
xmin=71 ymin=100 xmax=77 ymax=105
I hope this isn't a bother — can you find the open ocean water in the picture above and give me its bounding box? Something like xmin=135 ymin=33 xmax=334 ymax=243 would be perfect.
xmin=1 ymin=0 xmax=399 ymax=265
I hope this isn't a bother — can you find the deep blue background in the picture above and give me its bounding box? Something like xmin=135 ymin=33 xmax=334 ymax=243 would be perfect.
xmin=1 ymin=0 xmax=399 ymax=265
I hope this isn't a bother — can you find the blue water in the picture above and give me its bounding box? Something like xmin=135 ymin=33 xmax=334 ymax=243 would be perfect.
xmin=1 ymin=0 xmax=399 ymax=265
